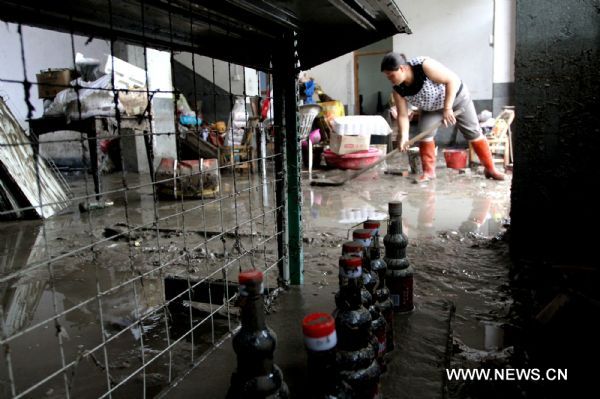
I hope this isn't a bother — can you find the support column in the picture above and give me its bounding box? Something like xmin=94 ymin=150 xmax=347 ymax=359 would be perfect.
xmin=273 ymin=31 xmax=303 ymax=285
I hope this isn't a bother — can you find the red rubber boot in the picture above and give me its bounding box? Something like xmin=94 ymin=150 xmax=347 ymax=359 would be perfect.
xmin=416 ymin=141 xmax=437 ymax=183
xmin=470 ymin=138 xmax=505 ymax=180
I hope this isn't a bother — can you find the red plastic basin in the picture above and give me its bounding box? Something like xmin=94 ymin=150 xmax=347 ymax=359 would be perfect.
xmin=443 ymin=149 xmax=468 ymax=169
xmin=323 ymin=148 xmax=382 ymax=170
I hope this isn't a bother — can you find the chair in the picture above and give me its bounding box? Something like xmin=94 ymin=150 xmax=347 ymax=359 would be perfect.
xmin=299 ymin=104 xmax=322 ymax=180
xmin=218 ymin=127 xmax=254 ymax=174
xmin=470 ymin=108 xmax=514 ymax=168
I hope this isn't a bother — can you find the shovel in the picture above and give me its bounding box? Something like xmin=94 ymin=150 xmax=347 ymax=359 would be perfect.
xmin=310 ymin=109 xmax=464 ymax=187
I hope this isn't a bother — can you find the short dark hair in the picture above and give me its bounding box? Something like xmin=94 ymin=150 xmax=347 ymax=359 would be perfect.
xmin=381 ymin=52 xmax=407 ymax=72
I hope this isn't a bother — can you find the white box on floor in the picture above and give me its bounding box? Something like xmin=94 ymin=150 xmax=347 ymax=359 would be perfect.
xmin=329 ymin=131 xmax=370 ymax=155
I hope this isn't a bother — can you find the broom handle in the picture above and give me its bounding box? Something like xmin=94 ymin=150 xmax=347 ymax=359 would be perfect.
xmin=342 ymin=108 xmax=465 ymax=182
xmin=343 ymin=149 xmax=399 ymax=181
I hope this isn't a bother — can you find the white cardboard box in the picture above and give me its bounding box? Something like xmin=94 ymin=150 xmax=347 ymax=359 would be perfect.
xmin=331 ymin=115 xmax=391 ymax=136
xmin=329 ymin=131 xmax=371 ymax=155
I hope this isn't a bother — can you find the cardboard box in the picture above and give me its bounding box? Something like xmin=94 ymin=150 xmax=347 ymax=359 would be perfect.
xmin=36 ymin=69 xmax=73 ymax=99
xmin=329 ymin=131 xmax=370 ymax=155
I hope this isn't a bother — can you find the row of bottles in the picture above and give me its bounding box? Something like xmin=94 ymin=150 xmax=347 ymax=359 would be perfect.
xmin=227 ymin=201 xmax=412 ymax=398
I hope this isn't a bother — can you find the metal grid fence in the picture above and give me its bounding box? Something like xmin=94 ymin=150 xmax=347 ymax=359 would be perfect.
xmin=0 ymin=3 xmax=292 ymax=397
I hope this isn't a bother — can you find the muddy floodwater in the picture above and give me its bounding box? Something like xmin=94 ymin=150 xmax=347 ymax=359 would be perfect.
xmin=1 ymin=155 xmax=514 ymax=398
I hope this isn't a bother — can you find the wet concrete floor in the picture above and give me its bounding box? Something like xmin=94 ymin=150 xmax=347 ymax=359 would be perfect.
xmin=0 ymin=154 xmax=513 ymax=398
xmin=164 ymin=155 xmax=514 ymax=398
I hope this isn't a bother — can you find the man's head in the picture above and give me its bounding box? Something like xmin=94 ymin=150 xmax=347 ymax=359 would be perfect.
xmin=381 ymin=52 xmax=409 ymax=85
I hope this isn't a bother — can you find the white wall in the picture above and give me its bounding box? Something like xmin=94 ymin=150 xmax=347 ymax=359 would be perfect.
xmin=173 ymin=53 xmax=258 ymax=97
xmin=493 ymin=0 xmax=515 ymax=83
xmin=147 ymin=48 xmax=177 ymax=168
xmin=304 ymin=0 xmax=494 ymax=112
xmin=303 ymin=53 xmax=356 ymax=113
xmin=0 ymin=23 xmax=110 ymax=127
xmin=357 ymin=38 xmax=393 ymax=114
xmin=393 ymin=0 xmax=494 ymax=100
xmin=358 ymin=54 xmax=391 ymax=114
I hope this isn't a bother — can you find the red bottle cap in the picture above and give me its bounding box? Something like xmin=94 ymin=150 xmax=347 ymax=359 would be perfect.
xmin=352 ymin=229 xmax=372 ymax=239
xmin=339 ymin=255 xmax=362 ymax=269
xmin=238 ymin=269 xmax=264 ymax=284
xmin=302 ymin=313 xmax=336 ymax=338
xmin=342 ymin=241 xmax=364 ymax=254
xmin=363 ymin=220 xmax=381 ymax=230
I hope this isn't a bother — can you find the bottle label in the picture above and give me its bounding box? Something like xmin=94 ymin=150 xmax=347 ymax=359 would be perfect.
xmin=376 ymin=331 xmax=386 ymax=355
xmin=239 ymin=282 xmax=264 ymax=296
xmin=378 ymin=341 xmax=386 ymax=355
xmin=304 ymin=331 xmax=337 ymax=352
xmin=339 ymin=266 xmax=362 ymax=279
xmin=389 ymin=276 xmax=413 ymax=312
xmin=370 ymin=384 xmax=381 ymax=399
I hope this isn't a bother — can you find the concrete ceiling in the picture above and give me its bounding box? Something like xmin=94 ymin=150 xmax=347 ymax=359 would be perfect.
xmin=0 ymin=0 xmax=410 ymax=71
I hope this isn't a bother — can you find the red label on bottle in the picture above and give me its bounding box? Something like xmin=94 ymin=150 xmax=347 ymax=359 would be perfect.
xmin=389 ymin=275 xmax=413 ymax=312
xmin=376 ymin=330 xmax=386 ymax=356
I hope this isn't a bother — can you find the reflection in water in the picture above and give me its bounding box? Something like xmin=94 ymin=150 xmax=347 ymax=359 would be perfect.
xmin=407 ymin=184 xmax=437 ymax=238
xmin=460 ymin=197 xmax=492 ymax=236
xmin=306 ymin=179 xmax=508 ymax=238
xmin=307 ymin=189 xmax=387 ymax=224
xmin=483 ymin=322 xmax=505 ymax=351
xmin=0 ymin=224 xmax=47 ymax=337
xmin=0 ymin=171 xmax=280 ymax=397
xmin=339 ymin=208 xmax=387 ymax=224
xmin=0 ymin=216 xmax=170 ymax=397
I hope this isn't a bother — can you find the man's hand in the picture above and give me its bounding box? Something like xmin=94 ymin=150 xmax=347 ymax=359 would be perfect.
xmin=443 ymin=108 xmax=456 ymax=127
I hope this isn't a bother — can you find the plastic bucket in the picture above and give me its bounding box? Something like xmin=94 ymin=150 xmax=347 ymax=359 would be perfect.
xmin=407 ymin=147 xmax=422 ymax=175
xmin=443 ymin=149 xmax=468 ymax=169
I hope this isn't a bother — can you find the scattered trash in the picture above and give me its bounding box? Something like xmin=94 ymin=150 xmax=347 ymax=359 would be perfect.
xmin=384 ymin=168 xmax=410 ymax=176
xmin=56 ymin=324 xmax=70 ymax=340
xmin=79 ymin=200 xmax=114 ymax=212
xmin=104 ymin=225 xmax=141 ymax=241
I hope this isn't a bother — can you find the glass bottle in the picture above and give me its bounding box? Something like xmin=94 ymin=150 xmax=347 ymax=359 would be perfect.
xmin=335 ymin=256 xmax=381 ymax=399
xmin=227 ymin=270 xmax=289 ymax=398
xmin=302 ymin=313 xmax=352 ymax=399
xmin=384 ymin=201 xmax=414 ymax=313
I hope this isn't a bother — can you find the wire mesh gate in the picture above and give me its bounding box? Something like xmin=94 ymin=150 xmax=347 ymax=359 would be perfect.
xmin=0 ymin=2 xmax=299 ymax=396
